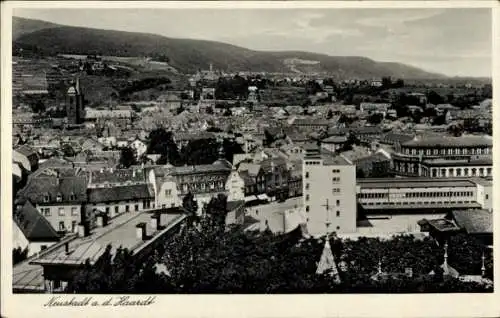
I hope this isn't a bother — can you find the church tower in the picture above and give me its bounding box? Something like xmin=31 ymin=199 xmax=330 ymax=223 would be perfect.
xmin=66 ymin=77 xmax=84 ymax=125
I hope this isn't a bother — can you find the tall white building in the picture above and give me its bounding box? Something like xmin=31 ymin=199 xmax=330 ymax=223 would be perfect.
xmin=302 ymin=144 xmax=357 ymax=236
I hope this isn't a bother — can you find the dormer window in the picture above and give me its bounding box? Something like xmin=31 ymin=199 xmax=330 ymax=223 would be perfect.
xmin=69 ymin=192 xmax=76 ymax=201
xmin=43 ymin=194 xmax=51 ymax=203
xmin=56 ymin=193 xmax=63 ymax=202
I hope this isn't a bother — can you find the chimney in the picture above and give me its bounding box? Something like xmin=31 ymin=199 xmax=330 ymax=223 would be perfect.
xmin=151 ymin=213 xmax=161 ymax=231
xmin=136 ymin=222 xmax=147 ymax=240
xmin=65 ymin=242 xmax=70 ymax=254
xmin=96 ymin=214 xmax=104 ymax=227
xmin=133 ymin=170 xmax=136 ymax=178
xmin=77 ymin=223 xmax=86 ymax=237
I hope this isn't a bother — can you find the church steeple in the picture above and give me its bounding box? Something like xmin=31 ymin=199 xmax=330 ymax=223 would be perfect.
xmin=218 ymin=143 xmax=225 ymax=159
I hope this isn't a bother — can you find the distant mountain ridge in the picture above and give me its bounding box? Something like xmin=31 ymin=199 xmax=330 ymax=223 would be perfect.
xmin=13 ymin=16 xmax=446 ymax=79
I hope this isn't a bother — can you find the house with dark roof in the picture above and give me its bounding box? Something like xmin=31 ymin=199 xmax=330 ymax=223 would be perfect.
xmin=379 ymin=132 xmax=415 ymax=147
xmin=173 ymin=131 xmax=216 ymax=148
xmin=87 ymin=183 xmax=155 ymax=219
xmin=418 ymin=209 xmax=492 ymax=245
xmin=448 ymin=209 xmax=493 ymax=245
xmin=260 ymin=157 xmax=291 ymax=201
xmin=353 ymin=152 xmax=392 ymax=178
xmin=16 ymin=173 xmax=88 ymax=235
xmin=237 ymin=162 xmax=266 ymax=198
xmin=13 ymin=201 xmax=60 ymax=257
xmin=321 ymin=135 xmax=348 ymax=153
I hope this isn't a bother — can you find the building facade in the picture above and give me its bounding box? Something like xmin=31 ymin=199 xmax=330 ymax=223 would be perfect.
xmin=392 ymin=135 xmax=492 ymax=178
xmin=151 ymin=159 xmax=233 ymax=213
xmin=16 ymin=172 xmax=88 ymax=235
xmin=302 ymin=145 xmax=357 ymax=236
xmin=356 ymin=177 xmax=492 ymax=213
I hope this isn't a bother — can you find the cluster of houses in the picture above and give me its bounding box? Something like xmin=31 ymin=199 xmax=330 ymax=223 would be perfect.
xmin=12 ymin=138 xmax=307 ymax=257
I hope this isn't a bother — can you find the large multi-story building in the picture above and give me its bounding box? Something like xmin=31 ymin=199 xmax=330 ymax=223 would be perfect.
xmin=392 ymin=135 xmax=492 ymax=178
xmin=150 ymin=157 xmax=233 ymax=213
xmin=356 ymin=177 xmax=493 ymax=214
xmin=302 ymin=144 xmax=357 ymax=236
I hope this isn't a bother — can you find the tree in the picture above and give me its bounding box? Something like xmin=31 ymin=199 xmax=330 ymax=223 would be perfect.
xmin=204 ymin=193 xmax=228 ymax=228
xmin=356 ymin=168 xmax=366 ymax=178
xmin=222 ymin=138 xmax=244 ymax=163
xmin=448 ymin=124 xmax=463 ymax=137
xmin=61 ymin=143 xmax=76 ymax=157
xmin=223 ymin=108 xmax=232 ymax=117
xmin=13 ymin=247 xmax=28 ymax=265
xmin=367 ymin=113 xmax=384 ymax=125
xmin=326 ymin=109 xmax=333 ymax=119
xmin=182 ymin=192 xmax=199 ymax=216
xmin=180 ymin=138 xmax=219 ymax=166
xmin=119 ymin=146 xmax=137 ymax=168
xmin=381 ymin=77 xmax=392 ymax=89
xmin=147 ymin=128 xmax=181 ymax=165
xmin=205 ymin=106 xmax=214 ymax=115
xmin=31 ymin=100 xmax=46 ymax=114
xmin=394 ymin=79 xmax=404 ymax=88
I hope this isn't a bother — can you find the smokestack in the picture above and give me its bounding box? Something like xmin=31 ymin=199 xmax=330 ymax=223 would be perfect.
xmin=136 ymin=222 xmax=147 ymax=240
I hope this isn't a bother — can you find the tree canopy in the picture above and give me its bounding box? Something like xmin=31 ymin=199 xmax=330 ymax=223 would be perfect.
xmin=66 ymin=219 xmax=493 ymax=294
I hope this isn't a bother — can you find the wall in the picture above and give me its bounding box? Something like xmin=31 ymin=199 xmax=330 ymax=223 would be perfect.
xmin=357 ymin=185 xmax=477 ymax=206
xmin=88 ymin=199 xmax=152 ymax=219
xmin=225 ymin=170 xmax=245 ymax=201
xmin=475 ymin=183 xmax=493 ymax=211
xmin=36 ymin=204 xmax=83 ymax=233
xmin=13 ymin=223 xmax=57 ymax=257
xmin=12 ymin=223 xmax=29 ymax=251
xmin=157 ymin=180 xmax=181 ymax=208
xmin=303 ymin=160 xmax=357 ymax=236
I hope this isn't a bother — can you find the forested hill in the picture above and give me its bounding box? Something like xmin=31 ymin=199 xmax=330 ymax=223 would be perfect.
xmin=13 ymin=16 xmax=445 ymax=79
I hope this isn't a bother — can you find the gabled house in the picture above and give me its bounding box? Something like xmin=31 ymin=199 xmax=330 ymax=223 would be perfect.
xmin=16 ymin=173 xmax=88 ymax=235
xmin=238 ymin=162 xmax=265 ymax=196
xmin=13 ymin=201 xmax=61 ymax=257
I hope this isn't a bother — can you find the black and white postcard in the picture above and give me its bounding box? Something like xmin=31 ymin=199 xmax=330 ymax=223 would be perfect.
xmin=1 ymin=1 xmax=499 ymax=318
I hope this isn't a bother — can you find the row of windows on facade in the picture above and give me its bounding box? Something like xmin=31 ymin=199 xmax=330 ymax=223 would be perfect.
xmin=58 ymin=220 xmax=78 ymax=232
xmin=363 ymin=200 xmax=477 ymax=206
xmin=401 ymin=147 xmax=490 ymax=156
xmin=304 ymin=169 xmax=340 ymax=179
xmin=304 ymin=200 xmax=340 ymax=213
xmin=180 ymin=182 xmax=225 ymax=191
xmin=395 ymin=165 xmax=492 ymax=177
xmin=357 ymin=191 xmax=476 ymax=199
xmin=304 ymin=188 xmax=341 ymax=201
xmin=301 ymin=219 xmax=342 ymax=231
xmin=304 ymin=161 xmax=321 ymax=166
xmin=425 ymin=167 xmax=492 ymax=177
xmin=40 ymin=207 xmax=79 ymax=217
xmin=42 ymin=193 xmax=78 ymax=202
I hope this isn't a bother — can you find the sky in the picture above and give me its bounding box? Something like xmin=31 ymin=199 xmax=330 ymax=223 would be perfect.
xmin=14 ymin=8 xmax=492 ymax=77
